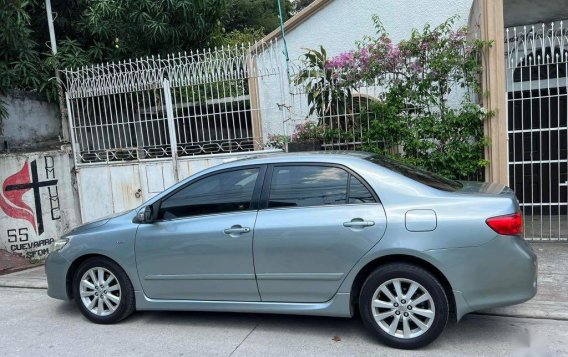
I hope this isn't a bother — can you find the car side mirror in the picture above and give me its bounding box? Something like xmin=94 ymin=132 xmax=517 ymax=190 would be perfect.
xmin=144 ymin=205 xmax=154 ymax=223
xmin=134 ymin=202 xmax=160 ymax=224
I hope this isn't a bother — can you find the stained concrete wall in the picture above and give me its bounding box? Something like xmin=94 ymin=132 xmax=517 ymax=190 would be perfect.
xmin=1 ymin=91 xmax=61 ymax=151
xmin=0 ymin=150 xmax=81 ymax=272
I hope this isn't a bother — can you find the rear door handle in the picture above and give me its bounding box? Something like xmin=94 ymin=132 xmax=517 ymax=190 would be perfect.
xmin=224 ymin=225 xmax=251 ymax=236
xmin=343 ymin=219 xmax=375 ymax=228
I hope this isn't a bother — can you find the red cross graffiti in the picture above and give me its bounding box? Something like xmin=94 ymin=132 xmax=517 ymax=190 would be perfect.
xmin=0 ymin=160 xmax=58 ymax=235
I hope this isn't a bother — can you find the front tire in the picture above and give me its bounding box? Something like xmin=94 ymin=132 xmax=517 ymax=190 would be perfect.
xmin=359 ymin=263 xmax=449 ymax=349
xmin=73 ymin=257 xmax=135 ymax=324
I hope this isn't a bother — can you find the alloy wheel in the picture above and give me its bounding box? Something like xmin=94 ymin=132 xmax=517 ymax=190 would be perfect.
xmin=79 ymin=267 xmax=121 ymax=316
xmin=371 ymin=278 xmax=435 ymax=339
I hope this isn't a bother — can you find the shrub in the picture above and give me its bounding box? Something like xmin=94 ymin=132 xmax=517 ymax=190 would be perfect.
xmin=297 ymin=16 xmax=493 ymax=180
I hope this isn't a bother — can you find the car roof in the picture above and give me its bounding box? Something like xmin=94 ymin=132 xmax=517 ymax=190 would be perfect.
xmin=217 ymin=151 xmax=374 ymax=168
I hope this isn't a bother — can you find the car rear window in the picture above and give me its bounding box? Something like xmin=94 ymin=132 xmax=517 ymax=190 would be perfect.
xmin=366 ymin=155 xmax=463 ymax=192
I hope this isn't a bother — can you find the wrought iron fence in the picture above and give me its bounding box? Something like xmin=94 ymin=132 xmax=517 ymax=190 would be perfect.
xmin=62 ymin=37 xmax=485 ymax=184
xmin=63 ymin=42 xmax=284 ymax=164
xmin=505 ymin=21 xmax=568 ymax=241
xmin=285 ymin=62 xmax=485 ymax=182
xmin=286 ymin=68 xmax=386 ymax=150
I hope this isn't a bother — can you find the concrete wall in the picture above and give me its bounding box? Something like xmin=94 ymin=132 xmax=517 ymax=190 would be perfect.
xmin=1 ymin=91 xmax=61 ymax=151
xmin=0 ymin=150 xmax=81 ymax=272
xmin=259 ymin=0 xmax=474 ymax=139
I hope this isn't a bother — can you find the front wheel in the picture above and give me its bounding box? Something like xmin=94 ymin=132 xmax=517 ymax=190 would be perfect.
xmin=359 ymin=263 xmax=449 ymax=349
xmin=73 ymin=257 xmax=135 ymax=324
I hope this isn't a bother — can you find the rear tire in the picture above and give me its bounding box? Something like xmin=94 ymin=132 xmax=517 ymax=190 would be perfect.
xmin=359 ymin=263 xmax=448 ymax=349
xmin=73 ymin=257 xmax=135 ymax=324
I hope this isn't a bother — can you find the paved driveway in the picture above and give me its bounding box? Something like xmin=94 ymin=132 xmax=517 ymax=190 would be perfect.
xmin=1 ymin=287 xmax=567 ymax=357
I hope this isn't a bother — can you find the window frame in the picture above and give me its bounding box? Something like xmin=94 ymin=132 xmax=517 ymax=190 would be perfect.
xmin=259 ymin=163 xmax=381 ymax=211
xmin=155 ymin=164 xmax=267 ymax=221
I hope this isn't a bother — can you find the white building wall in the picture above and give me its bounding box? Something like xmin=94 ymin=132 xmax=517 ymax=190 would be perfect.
xmin=259 ymin=0 xmax=475 ymax=140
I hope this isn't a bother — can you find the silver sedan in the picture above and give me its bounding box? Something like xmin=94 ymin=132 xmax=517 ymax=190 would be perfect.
xmin=45 ymin=152 xmax=537 ymax=349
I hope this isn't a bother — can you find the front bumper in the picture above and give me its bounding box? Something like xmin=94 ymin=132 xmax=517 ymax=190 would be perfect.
xmin=45 ymin=250 xmax=71 ymax=301
xmin=426 ymin=235 xmax=537 ymax=319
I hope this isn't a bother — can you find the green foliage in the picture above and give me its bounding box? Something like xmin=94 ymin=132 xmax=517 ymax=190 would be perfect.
xmin=223 ymin=0 xmax=292 ymax=35
xmin=0 ymin=0 xmax=55 ymax=130
xmin=216 ymin=28 xmax=266 ymax=47
xmin=294 ymin=46 xmax=352 ymax=126
xmin=80 ymin=0 xmax=227 ymax=58
xmin=299 ymin=17 xmax=493 ymax=180
xmin=0 ymin=0 xmax=287 ymax=130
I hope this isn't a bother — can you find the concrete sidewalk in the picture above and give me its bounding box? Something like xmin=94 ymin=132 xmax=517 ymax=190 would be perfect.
xmin=1 ymin=243 xmax=566 ymax=320
xmin=0 ymin=265 xmax=47 ymax=289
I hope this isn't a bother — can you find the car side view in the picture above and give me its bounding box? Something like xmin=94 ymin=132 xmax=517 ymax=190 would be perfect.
xmin=45 ymin=152 xmax=537 ymax=349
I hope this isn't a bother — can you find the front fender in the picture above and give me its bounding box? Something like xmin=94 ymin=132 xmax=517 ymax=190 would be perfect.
xmin=59 ymin=212 xmax=142 ymax=294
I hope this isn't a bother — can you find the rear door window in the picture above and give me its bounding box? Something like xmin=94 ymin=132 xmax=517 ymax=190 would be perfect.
xmin=268 ymin=166 xmax=349 ymax=208
xmin=348 ymin=175 xmax=376 ymax=204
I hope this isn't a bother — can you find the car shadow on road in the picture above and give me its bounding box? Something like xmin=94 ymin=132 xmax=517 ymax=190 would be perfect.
xmin=55 ymin=301 xmax=537 ymax=354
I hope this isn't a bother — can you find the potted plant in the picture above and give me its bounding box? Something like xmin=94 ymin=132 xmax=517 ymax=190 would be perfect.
xmin=264 ymin=134 xmax=290 ymax=150
xmin=265 ymin=122 xmax=325 ymax=152
xmin=286 ymin=122 xmax=324 ymax=152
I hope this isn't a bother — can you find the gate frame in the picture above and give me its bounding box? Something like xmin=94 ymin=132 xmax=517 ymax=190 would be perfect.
xmin=469 ymin=0 xmax=508 ymax=186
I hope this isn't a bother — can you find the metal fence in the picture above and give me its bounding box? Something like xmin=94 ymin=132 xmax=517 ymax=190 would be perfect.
xmin=287 ymin=66 xmax=387 ymax=150
xmin=505 ymin=21 xmax=568 ymax=241
xmin=63 ymin=42 xmax=284 ymax=164
xmin=285 ymin=59 xmax=484 ymax=182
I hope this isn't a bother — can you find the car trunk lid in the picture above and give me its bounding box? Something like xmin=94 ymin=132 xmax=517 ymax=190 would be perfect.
xmin=456 ymin=181 xmax=515 ymax=196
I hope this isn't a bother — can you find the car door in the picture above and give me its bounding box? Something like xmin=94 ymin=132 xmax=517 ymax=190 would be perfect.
xmin=253 ymin=164 xmax=387 ymax=303
xmin=135 ymin=166 xmax=264 ymax=301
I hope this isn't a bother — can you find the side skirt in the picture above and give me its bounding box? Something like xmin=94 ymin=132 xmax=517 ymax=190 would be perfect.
xmin=134 ymin=292 xmax=353 ymax=318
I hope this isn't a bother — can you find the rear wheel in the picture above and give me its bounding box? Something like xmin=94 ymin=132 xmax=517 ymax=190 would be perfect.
xmin=73 ymin=257 xmax=135 ymax=324
xmin=359 ymin=263 xmax=448 ymax=349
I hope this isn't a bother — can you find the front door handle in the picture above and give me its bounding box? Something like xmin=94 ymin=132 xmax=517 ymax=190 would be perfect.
xmin=224 ymin=225 xmax=251 ymax=236
xmin=343 ymin=219 xmax=375 ymax=228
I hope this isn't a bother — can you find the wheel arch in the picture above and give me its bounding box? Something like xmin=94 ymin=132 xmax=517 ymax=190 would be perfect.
xmin=349 ymin=254 xmax=456 ymax=318
xmin=65 ymin=253 xmax=122 ymax=299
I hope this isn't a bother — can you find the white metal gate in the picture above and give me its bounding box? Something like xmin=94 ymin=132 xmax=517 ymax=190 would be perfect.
xmin=63 ymin=44 xmax=284 ymax=222
xmin=506 ymin=21 xmax=568 ymax=241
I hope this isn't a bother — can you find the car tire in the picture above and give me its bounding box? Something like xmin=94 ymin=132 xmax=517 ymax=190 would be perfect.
xmin=359 ymin=263 xmax=448 ymax=349
xmin=73 ymin=257 xmax=135 ymax=324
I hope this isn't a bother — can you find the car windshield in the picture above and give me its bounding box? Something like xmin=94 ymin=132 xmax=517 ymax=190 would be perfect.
xmin=366 ymin=155 xmax=463 ymax=192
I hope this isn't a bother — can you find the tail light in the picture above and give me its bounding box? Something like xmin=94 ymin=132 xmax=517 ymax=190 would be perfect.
xmin=485 ymin=212 xmax=523 ymax=236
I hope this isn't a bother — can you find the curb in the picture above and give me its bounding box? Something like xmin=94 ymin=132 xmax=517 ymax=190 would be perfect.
xmin=0 ymin=263 xmax=44 ymax=276
xmin=477 ymin=300 xmax=568 ymax=321
xmin=473 ymin=311 xmax=568 ymax=322
xmin=0 ymin=280 xmax=48 ymax=289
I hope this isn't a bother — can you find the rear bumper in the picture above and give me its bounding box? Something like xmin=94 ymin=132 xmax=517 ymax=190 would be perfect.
xmin=45 ymin=251 xmax=71 ymax=301
xmin=425 ymin=235 xmax=537 ymax=320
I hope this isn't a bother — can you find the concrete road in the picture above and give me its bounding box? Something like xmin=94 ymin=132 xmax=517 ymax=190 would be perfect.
xmin=1 ymin=287 xmax=567 ymax=357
